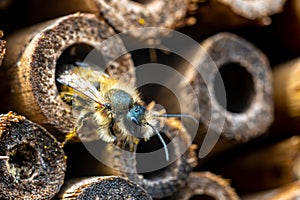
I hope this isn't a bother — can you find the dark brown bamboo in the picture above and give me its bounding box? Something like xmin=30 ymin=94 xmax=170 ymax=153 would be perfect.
xmin=273 ymin=0 xmax=300 ymax=53
xmin=167 ymin=172 xmax=240 ymax=200
xmin=0 ymin=111 xmax=66 ymax=199
xmin=1 ymin=13 xmax=135 ymax=141
xmin=0 ymin=31 xmax=5 ymax=66
xmin=181 ymin=32 xmax=273 ymax=143
xmin=0 ymin=0 xmax=12 ymax=10
xmin=112 ymin=118 xmax=198 ymax=199
xmin=271 ymin=57 xmax=300 ymax=134
xmin=58 ymin=176 xmax=152 ymax=200
xmin=243 ymin=181 xmax=300 ymax=200
xmin=206 ymin=136 xmax=300 ymax=193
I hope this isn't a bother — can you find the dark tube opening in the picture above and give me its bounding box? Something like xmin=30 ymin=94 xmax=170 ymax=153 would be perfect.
xmin=189 ymin=194 xmax=216 ymax=200
xmin=131 ymin=0 xmax=154 ymax=5
xmin=136 ymin=132 xmax=175 ymax=180
xmin=214 ymin=62 xmax=255 ymax=113
xmin=138 ymin=84 xmax=180 ymax=114
xmin=55 ymin=43 xmax=106 ymax=104
xmin=8 ymin=144 xmax=38 ymax=180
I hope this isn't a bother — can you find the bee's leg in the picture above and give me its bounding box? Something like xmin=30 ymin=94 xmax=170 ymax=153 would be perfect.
xmin=61 ymin=111 xmax=93 ymax=147
xmin=61 ymin=129 xmax=77 ymax=147
xmin=131 ymin=138 xmax=140 ymax=151
xmin=59 ymin=91 xmax=73 ymax=104
xmin=108 ymin=120 xmax=117 ymax=143
xmin=121 ymin=136 xmax=139 ymax=152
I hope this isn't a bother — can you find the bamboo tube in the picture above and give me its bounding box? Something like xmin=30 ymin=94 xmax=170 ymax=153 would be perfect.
xmin=181 ymin=32 xmax=273 ymax=143
xmin=272 ymin=57 xmax=300 ymax=134
xmin=0 ymin=111 xmax=66 ymax=199
xmin=272 ymin=0 xmax=300 ymax=54
xmin=0 ymin=0 xmax=12 ymax=10
xmin=58 ymin=176 xmax=152 ymax=200
xmin=27 ymin=0 xmax=187 ymax=33
xmin=0 ymin=31 xmax=5 ymax=66
xmin=1 ymin=13 xmax=135 ymax=140
xmin=217 ymin=0 xmax=286 ymax=20
xmin=243 ymin=181 xmax=300 ymax=200
xmin=205 ymin=136 xmax=300 ymax=193
xmin=167 ymin=172 xmax=240 ymax=200
xmin=111 ymin=118 xmax=198 ymax=198
xmin=181 ymin=0 xmax=286 ymax=39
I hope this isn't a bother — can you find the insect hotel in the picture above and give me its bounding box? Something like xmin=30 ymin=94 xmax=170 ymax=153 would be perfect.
xmin=0 ymin=0 xmax=299 ymax=199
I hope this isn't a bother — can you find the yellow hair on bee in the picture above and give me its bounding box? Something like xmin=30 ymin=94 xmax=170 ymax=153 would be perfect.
xmin=99 ymin=75 xmax=140 ymax=104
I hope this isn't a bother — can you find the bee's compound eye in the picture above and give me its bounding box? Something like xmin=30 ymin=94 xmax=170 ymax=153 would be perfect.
xmin=134 ymin=108 xmax=140 ymax=113
xmin=104 ymin=103 xmax=112 ymax=110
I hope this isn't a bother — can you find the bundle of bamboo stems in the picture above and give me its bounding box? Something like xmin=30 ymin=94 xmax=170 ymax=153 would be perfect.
xmin=0 ymin=0 xmax=299 ymax=199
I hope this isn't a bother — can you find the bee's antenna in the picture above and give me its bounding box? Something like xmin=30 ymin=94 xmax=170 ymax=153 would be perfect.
xmin=146 ymin=123 xmax=169 ymax=161
xmin=155 ymin=113 xmax=198 ymax=125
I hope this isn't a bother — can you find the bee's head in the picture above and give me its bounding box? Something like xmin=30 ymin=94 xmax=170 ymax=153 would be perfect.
xmin=127 ymin=105 xmax=146 ymax=126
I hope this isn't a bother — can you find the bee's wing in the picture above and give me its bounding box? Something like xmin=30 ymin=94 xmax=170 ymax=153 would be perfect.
xmin=57 ymin=72 xmax=105 ymax=105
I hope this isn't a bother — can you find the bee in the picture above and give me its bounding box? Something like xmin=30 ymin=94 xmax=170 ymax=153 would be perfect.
xmin=57 ymin=63 xmax=195 ymax=161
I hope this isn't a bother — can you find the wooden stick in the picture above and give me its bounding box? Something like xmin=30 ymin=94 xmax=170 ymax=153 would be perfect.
xmin=112 ymin=118 xmax=198 ymax=198
xmin=0 ymin=111 xmax=66 ymax=199
xmin=181 ymin=32 xmax=273 ymax=142
xmin=272 ymin=57 xmax=300 ymax=134
xmin=1 ymin=13 xmax=135 ymax=141
xmin=204 ymin=136 xmax=300 ymax=193
xmin=58 ymin=176 xmax=152 ymax=199
xmin=167 ymin=172 xmax=240 ymax=200
xmin=243 ymin=181 xmax=300 ymax=200
xmin=0 ymin=30 xmax=5 ymax=66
